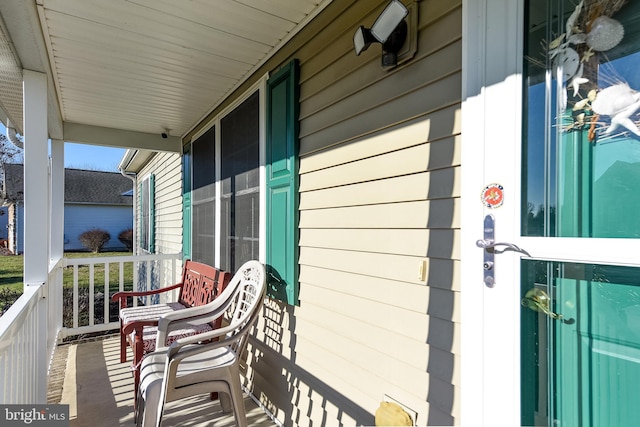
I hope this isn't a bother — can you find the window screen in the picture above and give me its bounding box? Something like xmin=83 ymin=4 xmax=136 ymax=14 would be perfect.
xmin=220 ymin=92 xmax=260 ymax=273
xmin=192 ymin=126 xmax=216 ymax=265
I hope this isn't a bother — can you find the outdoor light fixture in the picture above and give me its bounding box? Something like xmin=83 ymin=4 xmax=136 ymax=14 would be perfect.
xmin=353 ymin=0 xmax=409 ymax=69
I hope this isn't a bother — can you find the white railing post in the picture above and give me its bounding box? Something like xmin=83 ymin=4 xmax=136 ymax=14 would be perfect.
xmin=50 ymin=140 xmax=65 ymax=261
xmin=48 ymin=259 xmax=63 ymax=353
xmin=23 ymin=70 xmax=49 ymax=288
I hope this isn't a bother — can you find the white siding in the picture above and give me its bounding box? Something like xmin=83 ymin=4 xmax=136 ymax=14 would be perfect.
xmin=137 ymin=151 xmax=183 ymax=256
xmin=183 ymin=0 xmax=463 ymax=425
xmin=249 ymin=0 xmax=461 ymax=425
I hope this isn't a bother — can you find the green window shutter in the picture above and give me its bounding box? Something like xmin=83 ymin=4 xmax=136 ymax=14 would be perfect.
xmin=182 ymin=145 xmax=192 ymax=261
xmin=149 ymin=174 xmax=156 ymax=253
xmin=266 ymin=59 xmax=299 ymax=305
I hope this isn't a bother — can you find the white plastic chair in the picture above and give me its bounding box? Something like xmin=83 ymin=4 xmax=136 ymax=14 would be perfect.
xmin=136 ymin=260 xmax=266 ymax=427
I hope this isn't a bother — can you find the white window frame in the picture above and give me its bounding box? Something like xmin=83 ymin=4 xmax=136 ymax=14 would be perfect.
xmin=188 ymin=75 xmax=268 ymax=268
xmin=139 ymin=173 xmax=154 ymax=253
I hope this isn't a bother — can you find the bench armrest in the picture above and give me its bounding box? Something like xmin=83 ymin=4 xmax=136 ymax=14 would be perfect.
xmin=122 ymin=319 xmax=159 ymax=336
xmin=112 ymin=283 xmax=183 ymax=308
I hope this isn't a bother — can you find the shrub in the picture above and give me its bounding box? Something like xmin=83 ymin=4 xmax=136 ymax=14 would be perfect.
xmin=118 ymin=228 xmax=134 ymax=251
xmin=78 ymin=228 xmax=111 ymax=253
xmin=0 ymin=287 xmax=22 ymax=316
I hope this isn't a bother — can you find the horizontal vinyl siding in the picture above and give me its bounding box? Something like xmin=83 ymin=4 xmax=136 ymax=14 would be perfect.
xmin=64 ymin=205 xmax=133 ymax=251
xmin=243 ymin=0 xmax=463 ymax=426
xmin=138 ymin=152 xmax=183 ymax=255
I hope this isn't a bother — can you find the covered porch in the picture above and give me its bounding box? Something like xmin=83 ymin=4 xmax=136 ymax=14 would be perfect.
xmin=0 ymin=251 xmax=278 ymax=424
xmin=0 ymin=0 xmax=467 ymax=425
xmin=0 ymin=0 xmax=331 ymax=417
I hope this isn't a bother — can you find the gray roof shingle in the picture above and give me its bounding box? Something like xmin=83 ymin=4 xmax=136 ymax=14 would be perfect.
xmin=2 ymin=163 xmax=133 ymax=205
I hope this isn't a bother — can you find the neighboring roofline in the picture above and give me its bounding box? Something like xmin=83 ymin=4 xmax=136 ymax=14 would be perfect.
xmin=64 ymin=202 xmax=132 ymax=207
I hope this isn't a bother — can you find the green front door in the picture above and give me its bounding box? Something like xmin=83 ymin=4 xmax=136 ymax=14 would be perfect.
xmin=521 ymin=262 xmax=640 ymax=426
xmin=520 ymin=1 xmax=640 ymax=426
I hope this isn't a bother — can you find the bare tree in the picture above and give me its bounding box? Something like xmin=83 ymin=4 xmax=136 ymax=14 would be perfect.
xmin=0 ymin=134 xmax=23 ymax=166
xmin=0 ymin=133 xmax=24 ymax=204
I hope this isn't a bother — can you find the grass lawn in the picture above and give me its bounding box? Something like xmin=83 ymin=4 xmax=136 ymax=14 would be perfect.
xmin=0 ymin=255 xmax=24 ymax=292
xmin=0 ymin=252 xmax=134 ymax=314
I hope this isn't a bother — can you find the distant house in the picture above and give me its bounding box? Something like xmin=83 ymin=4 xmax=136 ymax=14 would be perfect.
xmin=0 ymin=206 xmax=7 ymax=241
xmin=1 ymin=163 xmax=133 ymax=253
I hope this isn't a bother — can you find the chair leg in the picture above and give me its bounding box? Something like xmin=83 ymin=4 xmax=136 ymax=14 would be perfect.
xmin=228 ymin=381 xmax=247 ymax=427
xmin=135 ymin=392 xmax=143 ymax=426
xmin=133 ymin=365 xmax=140 ymax=411
xmin=154 ymin=398 xmax=165 ymax=427
xmin=140 ymin=380 xmax=164 ymax=427
xmin=219 ymin=392 xmax=232 ymax=413
xmin=120 ymin=321 xmax=127 ymax=363
xmin=132 ymin=332 xmax=144 ymax=409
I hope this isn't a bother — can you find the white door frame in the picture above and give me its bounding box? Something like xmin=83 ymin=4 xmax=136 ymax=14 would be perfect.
xmin=461 ymin=0 xmax=640 ymax=425
xmin=460 ymin=0 xmax=524 ymax=425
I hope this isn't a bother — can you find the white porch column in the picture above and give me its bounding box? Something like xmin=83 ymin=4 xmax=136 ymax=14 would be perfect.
xmin=22 ymin=70 xmax=49 ymax=288
xmin=50 ymin=139 xmax=64 ymax=261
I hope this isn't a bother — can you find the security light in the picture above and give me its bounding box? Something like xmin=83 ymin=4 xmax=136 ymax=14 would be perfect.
xmin=353 ymin=0 xmax=409 ymax=68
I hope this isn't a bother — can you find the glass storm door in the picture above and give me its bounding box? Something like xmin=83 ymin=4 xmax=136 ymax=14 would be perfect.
xmin=519 ymin=1 xmax=640 ymax=426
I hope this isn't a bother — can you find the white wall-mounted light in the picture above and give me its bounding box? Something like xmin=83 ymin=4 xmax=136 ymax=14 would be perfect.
xmin=353 ymin=0 xmax=409 ymax=68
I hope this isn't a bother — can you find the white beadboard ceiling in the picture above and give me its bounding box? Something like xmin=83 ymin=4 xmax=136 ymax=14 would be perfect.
xmin=0 ymin=0 xmax=330 ymax=148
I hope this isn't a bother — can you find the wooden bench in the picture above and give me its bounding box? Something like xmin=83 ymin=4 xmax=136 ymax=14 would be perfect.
xmin=111 ymin=260 xmax=231 ymax=402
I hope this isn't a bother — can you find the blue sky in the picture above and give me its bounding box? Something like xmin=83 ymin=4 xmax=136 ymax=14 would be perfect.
xmin=0 ymin=123 xmax=125 ymax=172
xmin=63 ymin=143 xmax=126 ymax=172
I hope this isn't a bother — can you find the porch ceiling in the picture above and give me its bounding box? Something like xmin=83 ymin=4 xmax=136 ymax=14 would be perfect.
xmin=0 ymin=0 xmax=329 ymax=151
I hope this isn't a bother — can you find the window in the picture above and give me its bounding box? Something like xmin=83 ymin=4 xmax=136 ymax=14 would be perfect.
xmin=220 ymin=92 xmax=260 ymax=272
xmin=140 ymin=174 xmax=155 ymax=253
xmin=192 ymin=126 xmax=216 ymax=265
xmin=185 ymin=59 xmax=299 ymax=304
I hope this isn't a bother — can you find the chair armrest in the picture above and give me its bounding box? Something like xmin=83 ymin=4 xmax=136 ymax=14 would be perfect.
xmin=111 ymin=283 xmax=183 ymax=308
xmin=156 ymin=300 xmax=229 ymax=345
xmin=168 ymin=331 xmax=237 ymax=362
xmin=122 ymin=319 xmax=160 ymax=335
xmin=166 ymin=305 xmax=261 ymax=360
xmin=155 ymin=277 xmax=239 ymax=339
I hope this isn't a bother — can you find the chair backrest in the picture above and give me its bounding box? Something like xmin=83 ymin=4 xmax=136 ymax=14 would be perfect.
xmin=222 ymin=260 xmax=266 ymax=353
xmin=178 ymin=260 xmax=231 ymax=307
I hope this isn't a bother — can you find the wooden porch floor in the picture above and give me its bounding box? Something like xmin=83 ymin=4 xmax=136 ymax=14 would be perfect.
xmin=49 ymin=335 xmax=277 ymax=427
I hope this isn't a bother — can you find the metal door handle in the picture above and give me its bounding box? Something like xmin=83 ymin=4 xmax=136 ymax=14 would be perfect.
xmin=521 ymin=288 xmax=563 ymax=319
xmin=475 ymin=239 xmax=531 ymax=256
xmin=477 ymin=215 xmax=531 ymax=287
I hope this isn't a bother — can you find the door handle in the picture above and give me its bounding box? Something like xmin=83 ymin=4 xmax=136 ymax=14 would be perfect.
xmin=475 ymin=239 xmax=531 ymax=256
xmin=477 ymin=215 xmax=531 ymax=287
xmin=521 ymin=288 xmax=563 ymax=319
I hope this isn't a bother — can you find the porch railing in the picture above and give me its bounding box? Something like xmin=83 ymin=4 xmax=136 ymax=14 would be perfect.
xmin=0 ymin=257 xmax=64 ymax=404
xmin=59 ymin=253 xmax=183 ymax=338
xmin=0 ymin=252 xmax=182 ymax=404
